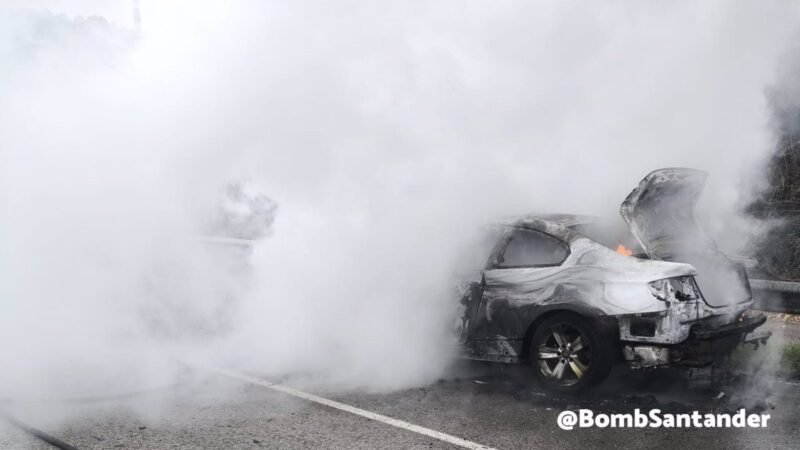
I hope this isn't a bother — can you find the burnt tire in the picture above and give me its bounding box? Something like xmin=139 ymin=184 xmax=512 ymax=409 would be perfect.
xmin=528 ymin=312 xmax=614 ymax=393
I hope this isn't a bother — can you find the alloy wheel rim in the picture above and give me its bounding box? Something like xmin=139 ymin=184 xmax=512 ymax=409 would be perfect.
xmin=535 ymin=323 xmax=591 ymax=386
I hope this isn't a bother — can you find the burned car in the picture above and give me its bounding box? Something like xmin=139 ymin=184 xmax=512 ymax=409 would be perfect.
xmin=456 ymin=168 xmax=770 ymax=392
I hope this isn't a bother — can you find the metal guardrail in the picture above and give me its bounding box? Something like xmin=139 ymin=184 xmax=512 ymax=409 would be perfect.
xmin=750 ymin=278 xmax=800 ymax=314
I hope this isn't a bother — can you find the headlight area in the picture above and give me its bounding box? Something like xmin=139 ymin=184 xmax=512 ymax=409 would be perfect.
xmin=615 ymin=278 xmax=704 ymax=367
xmin=619 ymin=276 xmax=767 ymax=369
xmin=618 ymin=276 xmax=703 ymax=348
xmin=648 ymin=276 xmax=702 ymax=302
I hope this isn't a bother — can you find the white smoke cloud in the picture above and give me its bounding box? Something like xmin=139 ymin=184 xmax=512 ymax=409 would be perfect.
xmin=1 ymin=0 xmax=799 ymax=403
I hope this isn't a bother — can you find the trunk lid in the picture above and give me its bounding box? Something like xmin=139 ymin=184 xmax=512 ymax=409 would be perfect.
xmin=620 ymin=168 xmax=751 ymax=307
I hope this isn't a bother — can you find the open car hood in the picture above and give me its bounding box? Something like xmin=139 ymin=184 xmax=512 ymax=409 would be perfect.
xmin=620 ymin=168 xmax=751 ymax=307
xmin=620 ymin=168 xmax=710 ymax=258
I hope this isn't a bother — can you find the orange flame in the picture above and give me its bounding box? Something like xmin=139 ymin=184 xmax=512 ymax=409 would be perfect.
xmin=615 ymin=244 xmax=633 ymax=256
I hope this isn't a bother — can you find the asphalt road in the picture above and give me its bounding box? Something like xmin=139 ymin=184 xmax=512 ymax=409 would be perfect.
xmin=1 ymin=320 xmax=799 ymax=449
xmin=1 ymin=364 xmax=798 ymax=449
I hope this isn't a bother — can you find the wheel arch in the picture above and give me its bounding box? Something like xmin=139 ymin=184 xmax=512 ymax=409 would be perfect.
xmin=520 ymin=304 xmax=618 ymax=363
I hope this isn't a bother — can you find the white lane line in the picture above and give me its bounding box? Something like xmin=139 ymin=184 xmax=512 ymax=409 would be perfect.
xmin=200 ymin=365 xmax=497 ymax=450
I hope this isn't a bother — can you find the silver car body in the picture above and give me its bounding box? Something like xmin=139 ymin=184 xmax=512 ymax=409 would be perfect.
xmin=460 ymin=169 xmax=765 ymax=368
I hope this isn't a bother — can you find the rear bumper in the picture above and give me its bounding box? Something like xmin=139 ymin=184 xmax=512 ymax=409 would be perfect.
xmin=623 ymin=313 xmax=770 ymax=369
xmin=689 ymin=314 xmax=766 ymax=340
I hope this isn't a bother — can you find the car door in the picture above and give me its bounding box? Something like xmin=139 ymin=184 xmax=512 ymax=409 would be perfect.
xmin=469 ymin=227 xmax=571 ymax=340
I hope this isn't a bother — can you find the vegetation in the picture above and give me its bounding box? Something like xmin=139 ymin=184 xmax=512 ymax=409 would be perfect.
xmin=782 ymin=342 xmax=800 ymax=378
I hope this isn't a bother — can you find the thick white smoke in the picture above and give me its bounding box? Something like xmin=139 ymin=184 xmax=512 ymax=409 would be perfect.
xmin=1 ymin=0 xmax=799 ymax=401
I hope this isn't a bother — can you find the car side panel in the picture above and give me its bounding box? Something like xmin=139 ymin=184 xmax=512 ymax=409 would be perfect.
xmin=473 ymin=269 xmax=606 ymax=340
xmin=463 ymin=236 xmax=698 ymax=362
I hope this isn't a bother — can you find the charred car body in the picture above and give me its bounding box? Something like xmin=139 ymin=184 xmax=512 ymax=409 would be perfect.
xmin=457 ymin=168 xmax=770 ymax=392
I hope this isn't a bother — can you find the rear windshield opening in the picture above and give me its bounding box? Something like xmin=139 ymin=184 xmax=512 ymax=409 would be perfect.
xmin=569 ymin=222 xmax=646 ymax=258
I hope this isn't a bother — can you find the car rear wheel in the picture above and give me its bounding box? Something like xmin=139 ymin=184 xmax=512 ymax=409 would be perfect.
xmin=528 ymin=313 xmax=613 ymax=393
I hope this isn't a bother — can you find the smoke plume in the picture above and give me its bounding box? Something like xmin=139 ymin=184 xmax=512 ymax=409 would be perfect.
xmin=1 ymin=0 xmax=799 ymax=402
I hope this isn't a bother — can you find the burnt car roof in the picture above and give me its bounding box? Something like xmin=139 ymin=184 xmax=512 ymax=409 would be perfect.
xmin=506 ymin=213 xmax=601 ymax=228
xmin=487 ymin=213 xmax=602 ymax=242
